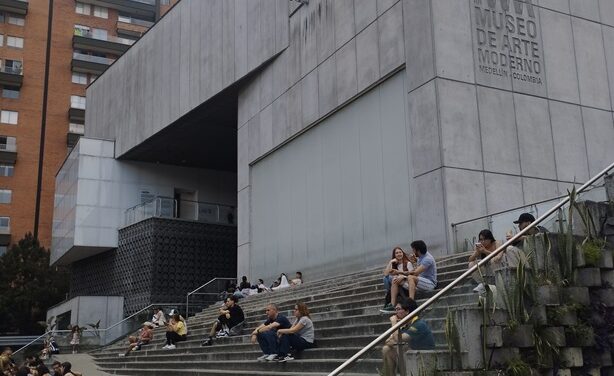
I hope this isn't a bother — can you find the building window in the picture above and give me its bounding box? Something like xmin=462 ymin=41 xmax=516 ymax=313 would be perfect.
xmin=2 ymin=60 xmax=22 ymax=75
xmin=0 ymin=35 xmax=4 ymax=47
xmin=74 ymin=24 xmax=90 ymax=37
xmin=0 ymin=217 xmax=9 ymax=232
xmin=0 ymin=110 xmax=17 ymax=125
xmin=70 ymin=95 xmax=86 ymax=109
xmin=6 ymin=36 xmax=23 ymax=49
xmin=0 ymin=136 xmax=16 ymax=151
xmin=0 ymin=245 xmax=7 ymax=256
xmin=93 ymin=6 xmax=108 ymax=19
xmin=7 ymin=15 xmax=24 ymax=26
xmin=92 ymin=28 xmax=108 ymax=40
xmin=1 ymin=86 xmax=19 ymax=99
xmin=75 ymin=2 xmax=91 ymax=15
xmin=0 ymin=189 xmax=11 ymax=204
xmin=0 ymin=13 xmax=4 ymax=23
xmin=0 ymin=164 xmax=13 ymax=177
xmin=72 ymin=72 xmax=88 ymax=85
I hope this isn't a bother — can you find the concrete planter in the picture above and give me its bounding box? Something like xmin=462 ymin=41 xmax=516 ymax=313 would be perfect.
xmin=575 ymin=268 xmax=602 ymax=287
xmin=546 ymin=306 xmax=578 ymax=326
xmin=565 ymin=326 xmax=595 ymax=347
xmin=537 ymin=285 xmax=561 ymax=306
xmin=502 ymin=324 xmax=535 ymax=347
xmin=600 ymin=249 xmax=613 ymax=269
xmin=596 ymin=288 xmax=614 ymax=307
xmin=562 ymin=286 xmax=590 ymax=305
xmin=560 ymin=347 xmax=584 ymax=368
xmin=484 ymin=325 xmax=502 ymax=348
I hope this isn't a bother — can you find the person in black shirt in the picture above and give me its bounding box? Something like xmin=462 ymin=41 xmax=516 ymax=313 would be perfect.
xmin=201 ymin=295 xmax=245 ymax=346
xmin=238 ymin=276 xmax=251 ymax=290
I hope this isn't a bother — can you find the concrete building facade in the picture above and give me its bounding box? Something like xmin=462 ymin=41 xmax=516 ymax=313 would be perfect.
xmin=56 ymin=0 xmax=614 ymax=296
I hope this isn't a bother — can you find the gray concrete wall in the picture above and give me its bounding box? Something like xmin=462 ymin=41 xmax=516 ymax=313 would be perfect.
xmin=85 ymin=0 xmax=289 ymax=157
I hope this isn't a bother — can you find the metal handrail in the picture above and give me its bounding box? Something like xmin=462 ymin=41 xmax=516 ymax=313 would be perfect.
xmin=327 ymin=160 xmax=614 ymax=375
xmin=13 ymin=303 xmax=185 ymax=355
xmin=186 ymin=277 xmax=237 ymax=319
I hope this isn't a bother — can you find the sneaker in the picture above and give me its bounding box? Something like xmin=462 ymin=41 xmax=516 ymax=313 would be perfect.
xmin=165 ymin=344 xmax=176 ymax=350
xmin=379 ymin=303 xmax=395 ymax=314
xmin=162 ymin=345 xmax=170 ymax=349
xmin=257 ymin=354 xmax=270 ymax=362
xmin=276 ymin=355 xmax=294 ymax=362
xmin=265 ymin=354 xmax=277 ymax=361
xmin=216 ymin=330 xmax=229 ymax=338
xmin=201 ymin=338 xmax=213 ymax=346
xmin=118 ymin=353 xmax=125 ymax=357
xmin=473 ymin=283 xmax=486 ymax=293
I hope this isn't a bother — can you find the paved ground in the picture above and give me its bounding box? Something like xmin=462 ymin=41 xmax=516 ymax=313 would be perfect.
xmin=51 ymin=353 xmax=112 ymax=376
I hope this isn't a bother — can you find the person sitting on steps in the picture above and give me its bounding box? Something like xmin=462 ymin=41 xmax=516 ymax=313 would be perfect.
xmin=468 ymin=229 xmax=502 ymax=294
xmin=163 ymin=313 xmax=187 ymax=350
xmin=381 ymin=246 xmax=415 ymax=312
xmin=119 ymin=321 xmax=154 ymax=356
xmin=251 ymin=303 xmax=291 ymax=361
xmin=201 ymin=295 xmax=245 ymax=346
xmin=274 ymin=302 xmax=315 ymax=362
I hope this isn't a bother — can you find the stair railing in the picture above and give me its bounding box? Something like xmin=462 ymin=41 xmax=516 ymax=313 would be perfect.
xmin=185 ymin=277 xmax=237 ymax=319
xmin=327 ymin=160 xmax=614 ymax=376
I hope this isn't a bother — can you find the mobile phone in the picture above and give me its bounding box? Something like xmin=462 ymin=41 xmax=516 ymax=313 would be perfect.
xmin=475 ymin=242 xmax=481 ymax=247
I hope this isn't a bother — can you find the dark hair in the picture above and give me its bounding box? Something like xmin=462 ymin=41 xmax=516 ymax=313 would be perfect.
xmin=258 ymin=278 xmax=264 ymax=284
xmin=295 ymin=302 xmax=310 ymax=317
xmin=478 ymin=229 xmax=495 ymax=242
xmin=37 ymin=364 xmax=51 ymax=374
xmin=227 ymin=295 xmax=239 ymax=303
xmin=397 ymin=298 xmax=418 ymax=313
xmin=296 ymin=271 xmax=302 ymax=278
xmin=410 ymin=240 xmax=427 ymax=255
xmin=241 ymin=276 xmax=247 ymax=281
xmin=61 ymin=362 xmax=72 ymax=372
xmin=52 ymin=361 xmax=62 ymax=367
xmin=16 ymin=367 xmax=30 ymax=376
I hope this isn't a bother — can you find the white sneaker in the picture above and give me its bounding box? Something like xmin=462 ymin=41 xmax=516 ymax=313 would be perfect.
xmin=167 ymin=344 xmax=176 ymax=350
xmin=118 ymin=353 xmax=125 ymax=357
xmin=473 ymin=283 xmax=486 ymax=293
xmin=162 ymin=345 xmax=170 ymax=349
xmin=257 ymin=354 xmax=269 ymax=362
xmin=265 ymin=354 xmax=277 ymax=361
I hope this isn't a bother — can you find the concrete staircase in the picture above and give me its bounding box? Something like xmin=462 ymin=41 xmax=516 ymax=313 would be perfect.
xmin=92 ymin=252 xmax=474 ymax=376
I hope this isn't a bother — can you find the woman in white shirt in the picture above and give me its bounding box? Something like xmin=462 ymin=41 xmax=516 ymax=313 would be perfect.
xmin=381 ymin=247 xmax=414 ymax=312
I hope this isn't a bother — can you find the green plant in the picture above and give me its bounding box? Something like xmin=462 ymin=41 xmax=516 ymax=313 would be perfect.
xmin=566 ymin=323 xmax=594 ymax=344
xmin=532 ymin=327 xmax=560 ymax=368
xmin=495 ymin=251 xmax=533 ymax=330
xmin=558 ymin=190 xmax=578 ymax=285
xmin=504 ymin=357 xmax=532 ymax=376
xmin=444 ymin=308 xmax=461 ymax=370
xmin=581 ymin=238 xmax=605 ymax=266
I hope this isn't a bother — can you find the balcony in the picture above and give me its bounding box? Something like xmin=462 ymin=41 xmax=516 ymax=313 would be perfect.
xmin=68 ymin=107 xmax=85 ymax=123
xmin=0 ymin=65 xmax=23 ymax=88
xmin=116 ymin=17 xmax=152 ymax=38
xmin=0 ymin=0 xmax=28 ymax=15
xmin=0 ymin=142 xmax=16 ymax=164
xmin=73 ymin=29 xmax=134 ymax=55
xmin=75 ymin=0 xmax=155 ymax=21
xmin=124 ymin=197 xmax=237 ymax=228
xmin=67 ymin=123 xmax=84 ymax=148
xmin=71 ymin=52 xmax=113 ymax=75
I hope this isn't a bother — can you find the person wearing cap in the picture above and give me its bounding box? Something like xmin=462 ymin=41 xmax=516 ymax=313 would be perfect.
xmin=119 ymin=322 xmax=154 ymax=357
xmin=491 ymin=212 xmax=547 ymax=267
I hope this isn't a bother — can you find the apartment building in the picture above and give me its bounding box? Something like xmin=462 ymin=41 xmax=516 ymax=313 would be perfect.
xmin=0 ymin=0 xmax=177 ymax=255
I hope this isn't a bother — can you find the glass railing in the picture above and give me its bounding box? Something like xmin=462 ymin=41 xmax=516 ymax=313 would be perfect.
xmin=327 ymin=161 xmax=614 ymax=376
xmin=185 ymin=277 xmax=237 ymax=318
xmin=69 ymin=123 xmax=85 ymax=134
xmin=0 ymin=226 xmax=10 ymax=234
xmin=123 ymin=196 xmax=236 ymax=227
xmin=73 ymin=29 xmax=135 ymax=46
xmin=0 ymin=143 xmax=17 ymax=152
xmin=72 ymin=52 xmax=114 ymax=65
xmin=117 ymin=16 xmax=154 ymax=28
xmin=0 ymin=65 xmax=23 ymax=75
xmin=13 ymin=303 xmax=187 ymax=357
xmin=451 ymin=184 xmax=607 ymax=253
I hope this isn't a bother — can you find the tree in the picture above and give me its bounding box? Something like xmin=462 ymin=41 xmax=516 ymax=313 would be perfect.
xmin=0 ymin=233 xmax=69 ymax=335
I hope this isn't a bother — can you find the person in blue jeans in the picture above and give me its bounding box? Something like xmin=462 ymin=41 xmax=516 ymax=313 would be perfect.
xmin=251 ymin=303 xmax=291 ymax=361
xmin=382 ymin=247 xmax=414 ymax=312
xmin=275 ymin=302 xmax=315 ymax=362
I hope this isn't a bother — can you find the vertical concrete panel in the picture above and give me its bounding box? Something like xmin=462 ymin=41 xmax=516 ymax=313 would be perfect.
xmin=222 ymin=0 xmax=236 ymax=87
xmin=316 ymin=0 xmax=336 ymax=64
xmin=411 ymin=169 xmax=447 ymax=253
xmin=484 ymin=173 xmax=524 ymax=214
xmin=335 ymin=39 xmax=358 ymax=104
xmin=522 ymin=177 xmax=560 ymax=204
xmin=200 ymin=1 xmax=213 ymax=101
xmin=356 ymin=22 xmax=380 ymax=92
xmin=321 ymin=114 xmax=344 ymax=264
xmin=601 ymin=26 xmax=614 ymax=111
xmin=234 ymin=0 xmax=248 ymax=78
xmin=238 ymin=187 xmax=250 ymax=246
xmin=378 ymin=1 xmax=404 ymax=76
xmin=403 ymin=0 xmax=435 ymax=91
xmin=334 ymin=0 xmax=355 ymax=49
xmin=237 ymin=125 xmax=249 ymax=190
xmin=476 ymin=87 xmax=521 ymax=175
xmin=600 ymin=0 xmax=614 ymax=27
xmin=582 ymin=107 xmax=614 ymax=176
xmin=210 ymin=0 xmax=224 ymax=94
xmin=179 ymin=2 xmax=192 ymax=116
xmin=301 ymin=70 xmax=319 ymax=128
xmin=168 ymin=9 xmax=182 ymax=128
xmin=247 ymin=113 xmax=261 ymax=162
xmin=259 ymin=104 xmax=273 ymax=160
xmin=160 ymin=16 xmax=173 ymax=128
xmin=272 ymin=93 xmax=289 ymax=147
xmin=539 ymin=0 xmax=569 ymax=13
xmin=437 ymin=80 xmax=483 ymax=170
xmin=188 ymin=0 xmax=202 ymax=109
xmin=377 ymin=0 xmax=397 ymax=16
xmin=514 ymin=94 xmax=556 ymax=179
xmin=541 ymin=9 xmax=580 ymax=103
xmin=237 ymin=243 xmax=250 ymax=283
xmin=275 ymin=0 xmax=289 ymax=52
xmin=570 ymin=0 xmax=600 ymax=22
xmin=288 ymin=12 xmax=302 ymax=85
xmin=300 ymin=3 xmax=318 ymax=76
xmin=259 ymin=65 xmax=274 ymax=110
xmin=408 ymin=80 xmax=440 ymax=176
xmin=238 ymin=76 xmax=260 ymax=128
xmin=549 ymin=101 xmax=589 ymax=182
xmin=318 ymin=54 xmax=338 ymax=116
xmin=354 ymin=0 xmax=377 ymax=32
xmin=261 ymin=0 xmax=277 ymax=61
xmin=443 ymin=168 xmax=487 ymax=225
xmin=247 ymin=0 xmax=262 ymax=72
xmin=304 ymin=128 xmax=325 ymax=268
xmin=572 ymin=18 xmax=611 ymax=110
xmin=432 ymin=0 xmax=474 ymax=82
xmin=509 ymin=6 xmax=547 ymax=97
xmin=272 ymin=50 xmax=289 ymax=99
xmin=289 ymin=140 xmax=308 ymax=266
xmin=287 ymin=83 xmax=302 ymax=137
